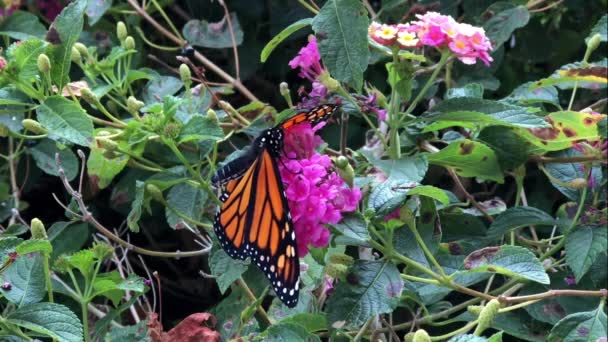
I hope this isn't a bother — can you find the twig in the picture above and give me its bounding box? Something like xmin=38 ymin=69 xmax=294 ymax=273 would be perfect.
xmin=448 ymin=169 xmax=494 ymax=222
xmin=137 ymin=255 xmax=156 ymax=313
xmin=8 ymin=137 xmax=20 ymax=225
xmin=529 ymin=0 xmax=564 ymax=12
xmin=235 ymin=278 xmax=273 ymax=327
xmin=529 ymin=154 xmax=607 ymax=164
xmin=55 ymin=151 xmax=212 ymax=258
xmin=218 ymin=0 xmax=241 ymax=80
xmin=125 ymin=0 xmax=259 ymax=102
xmin=498 ymin=289 xmax=607 ymax=304
xmin=381 ymin=317 xmax=401 ymax=342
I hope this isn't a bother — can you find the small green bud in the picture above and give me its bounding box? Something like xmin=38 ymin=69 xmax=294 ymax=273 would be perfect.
xmin=586 ymin=33 xmax=602 ymax=53
xmin=279 ymin=82 xmax=289 ymax=97
xmin=334 ymin=157 xmax=354 ymax=187
xmin=124 ymin=36 xmax=135 ymax=50
xmin=334 ymin=156 xmax=349 ymax=169
xmin=30 ymin=218 xmax=48 ymax=240
xmin=473 ymin=299 xmax=501 ymax=335
xmin=467 ymin=305 xmax=482 ymax=316
xmin=37 ymin=53 xmax=51 ymax=73
xmin=163 ymin=123 xmax=181 ymax=139
xmin=318 ymin=71 xmax=340 ymax=92
xmin=567 ymin=178 xmax=588 ymax=189
xmin=146 ymin=184 xmax=165 ymax=203
xmin=219 ymin=100 xmax=240 ymax=119
xmin=413 ymin=329 xmax=431 ymax=342
xmin=80 ymin=88 xmax=99 ymax=105
xmin=325 ymin=263 xmax=348 ymax=279
xmin=117 ymin=21 xmax=128 ymax=42
xmin=92 ymin=242 xmax=114 ymax=261
xmin=179 ymin=63 xmax=192 ymax=85
xmin=22 ymin=119 xmax=48 ymax=134
xmin=0 ymin=124 xmax=8 ymax=137
xmin=70 ymin=46 xmax=81 ymax=63
xmin=206 ymin=108 xmax=218 ymax=122
xmin=127 ymin=96 xmax=145 ymax=113
xmin=53 ymin=255 xmax=71 ymax=273
xmin=329 ymin=253 xmax=354 ymax=266
xmin=74 ymin=42 xmax=88 ymax=58
xmin=97 ymin=130 xmax=112 ymax=136
xmin=96 ymin=137 xmax=118 ymax=151
xmin=404 ymin=332 xmax=415 ymax=342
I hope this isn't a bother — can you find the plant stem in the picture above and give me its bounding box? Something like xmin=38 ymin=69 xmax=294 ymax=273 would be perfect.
xmin=407 ymin=219 xmax=449 ymax=280
xmin=42 ymin=254 xmax=53 ymax=303
xmin=81 ymin=301 xmax=90 ymax=342
xmin=430 ymin=320 xmax=477 ymax=341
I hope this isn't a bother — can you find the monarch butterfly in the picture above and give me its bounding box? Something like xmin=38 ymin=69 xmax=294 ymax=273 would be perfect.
xmin=212 ymin=104 xmax=337 ymax=307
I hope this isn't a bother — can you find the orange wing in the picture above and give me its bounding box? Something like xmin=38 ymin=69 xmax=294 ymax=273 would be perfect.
xmin=279 ymin=104 xmax=337 ymax=130
xmin=214 ymin=148 xmax=300 ymax=307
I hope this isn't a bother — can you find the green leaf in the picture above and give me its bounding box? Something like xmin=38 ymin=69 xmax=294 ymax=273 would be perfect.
xmin=448 ymin=335 xmax=488 ymax=342
xmin=420 ymin=98 xmax=548 ymax=130
xmin=45 ymin=0 xmax=87 ymax=90
xmin=326 ymin=260 xmax=403 ymax=328
xmin=445 ymin=83 xmax=484 ymax=99
xmin=407 ymin=185 xmax=449 ymax=205
xmin=263 ymin=322 xmax=320 ymax=341
xmin=94 ymin=296 xmax=141 ymax=338
xmin=427 ymin=139 xmax=504 ymax=183
xmin=30 ymin=139 xmax=79 ymax=181
xmin=127 ymin=181 xmax=146 ymax=232
xmin=279 ymin=313 xmax=327 ymax=333
xmin=487 ymin=206 xmax=554 ymax=239
xmin=165 ymin=183 xmax=207 ymax=229
xmin=86 ymin=0 xmax=113 ymax=25
xmin=502 ymin=82 xmax=559 ymax=106
xmin=332 ymin=214 xmax=370 ymax=247
xmin=565 ymin=225 xmax=607 ymax=282
xmin=68 ymin=249 xmax=95 ymax=278
xmin=520 ymin=283 xmax=566 ymax=325
xmin=599 ymin=118 xmax=607 ymax=138
xmin=86 ymin=144 xmax=129 ymax=189
xmin=142 ymin=76 xmax=183 ymax=105
xmin=1 ymin=224 xmax=29 ymax=237
xmin=463 ymin=245 xmax=550 ymax=284
xmin=183 ymin=13 xmax=244 ymax=49
xmin=368 ymin=154 xmax=428 ymax=183
xmin=544 ymin=149 xmax=604 ymax=200
xmin=15 ymin=239 xmax=52 ymax=256
xmin=548 ymin=308 xmax=607 ymax=342
xmin=387 ymin=61 xmax=414 ymax=101
xmin=47 ymin=221 xmax=89 ymax=260
xmin=107 ymin=319 xmax=149 ymax=342
xmin=261 ymin=18 xmax=312 ymax=62
xmin=368 ymin=177 xmax=411 ymax=216
xmin=209 ymin=249 xmax=249 ymax=294
xmin=0 ymin=253 xmax=45 ymax=306
xmin=7 ymin=302 xmax=83 ymax=342
xmin=7 ymin=37 xmax=47 ymax=83
xmin=178 ymin=115 xmax=224 ymax=144
xmin=0 ymin=11 xmax=46 ymax=40
xmin=586 ymin=14 xmax=607 ymax=43
xmin=488 ymin=331 xmax=504 ymax=342
xmin=37 ymin=96 xmax=94 ymax=146
xmin=484 ymin=6 xmax=530 ymax=48
xmin=478 ymin=126 xmax=532 ymax=170
xmin=530 ymin=59 xmax=607 ymax=90
xmin=312 ymin=0 xmax=369 ymax=91
xmin=92 ymin=273 xmax=123 ymax=306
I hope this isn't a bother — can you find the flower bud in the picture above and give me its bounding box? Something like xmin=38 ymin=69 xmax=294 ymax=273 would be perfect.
xmin=404 ymin=332 xmax=415 ymax=342
xmin=413 ymin=329 xmax=431 ymax=342
xmin=146 ymin=184 xmax=165 ymax=203
xmin=329 ymin=253 xmax=354 ymax=266
xmin=473 ymin=299 xmax=501 ymax=335
xmin=127 ymin=96 xmax=145 ymax=113
xmin=219 ymin=100 xmax=240 ymax=119
xmin=22 ymin=119 xmax=48 ymax=134
xmin=206 ymin=108 xmax=218 ymax=122
xmin=70 ymin=46 xmax=81 ymax=63
xmin=163 ymin=123 xmax=181 ymax=139
xmin=37 ymin=53 xmax=51 ymax=73
xmin=80 ymin=88 xmax=99 ymax=105
xmin=92 ymin=242 xmax=113 ymax=261
xmin=30 ymin=218 xmax=48 ymax=240
xmin=179 ymin=64 xmax=192 ymax=85
xmin=325 ymin=263 xmax=348 ymax=279
xmin=74 ymin=42 xmax=88 ymax=58
xmin=117 ymin=21 xmax=127 ymax=42
xmin=586 ymin=34 xmax=602 ymax=54
xmin=54 ymin=255 xmax=70 ymax=273
xmin=334 ymin=156 xmax=354 ymax=187
xmin=567 ymin=178 xmax=588 ymax=189
xmin=467 ymin=305 xmax=482 ymax=316
xmin=318 ymin=71 xmax=340 ymax=92
xmin=96 ymin=137 xmax=118 ymax=151
xmin=334 ymin=155 xmax=349 ymax=169
xmin=124 ymin=36 xmax=135 ymax=50
xmin=279 ymin=82 xmax=289 ymax=97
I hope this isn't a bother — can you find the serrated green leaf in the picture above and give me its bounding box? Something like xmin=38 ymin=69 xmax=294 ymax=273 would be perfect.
xmin=587 ymin=14 xmax=607 ymax=43
xmin=332 ymin=214 xmax=370 ymax=247
xmin=142 ymin=76 xmax=183 ymax=105
xmin=15 ymin=239 xmax=52 ymax=256
xmin=261 ymin=18 xmax=312 ymax=62
xmin=209 ymin=249 xmax=249 ymax=294
xmin=68 ymin=249 xmax=95 ymax=278
xmin=37 ymin=96 xmax=94 ymax=146
xmin=312 ymin=0 xmax=369 ymax=91
xmin=165 ymin=183 xmax=207 ymax=229
xmin=0 ymin=253 xmax=45 ymax=306
xmin=178 ymin=115 xmax=224 ymax=144
xmin=86 ymin=144 xmax=129 ymax=189
xmin=548 ymin=308 xmax=607 ymax=342
xmin=368 ymin=177 xmax=411 ymax=216
xmin=183 ymin=13 xmax=244 ymax=49
xmin=263 ymin=322 xmax=321 ymax=341
xmin=478 ymin=126 xmax=532 ymax=170
xmin=565 ymin=225 xmax=607 ymax=282
xmin=279 ymin=313 xmax=327 ymax=333
xmin=463 ymin=245 xmax=549 ymax=284
xmin=0 ymin=11 xmax=46 ymax=40
xmin=7 ymin=37 xmax=47 ymax=83
xmin=45 ymin=0 xmax=87 ymax=90
xmin=502 ymin=82 xmax=559 ymax=106
xmin=484 ymin=6 xmax=530 ymax=47
xmin=7 ymin=302 xmax=83 ymax=342
xmin=326 ymin=260 xmax=403 ymax=328
xmin=427 ymin=139 xmax=504 ymax=183
xmin=487 ymin=206 xmax=554 ymax=239
xmin=30 ymin=139 xmax=78 ymax=181
xmin=407 ymin=185 xmax=449 ymax=205
xmin=368 ymin=154 xmax=428 ymax=183
xmin=530 ymin=59 xmax=607 ymax=90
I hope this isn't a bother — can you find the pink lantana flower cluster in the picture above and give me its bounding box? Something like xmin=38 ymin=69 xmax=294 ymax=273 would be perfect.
xmin=279 ymin=122 xmax=362 ymax=256
xmin=288 ymin=36 xmax=330 ymax=108
xmin=369 ymin=12 xmax=493 ymax=66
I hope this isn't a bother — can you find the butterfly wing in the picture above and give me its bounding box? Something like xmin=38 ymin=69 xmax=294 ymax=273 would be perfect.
xmin=279 ymin=104 xmax=337 ymax=130
xmin=214 ymin=147 xmax=300 ymax=307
